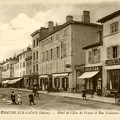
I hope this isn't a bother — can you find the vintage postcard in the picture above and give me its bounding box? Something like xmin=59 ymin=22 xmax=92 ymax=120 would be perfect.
xmin=0 ymin=0 xmax=120 ymax=120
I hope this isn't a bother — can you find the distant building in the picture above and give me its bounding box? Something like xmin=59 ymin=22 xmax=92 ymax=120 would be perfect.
xmin=1 ymin=57 xmax=18 ymax=87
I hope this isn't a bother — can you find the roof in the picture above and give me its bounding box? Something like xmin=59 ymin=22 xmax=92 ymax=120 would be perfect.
xmin=31 ymin=29 xmax=40 ymax=37
xmin=83 ymin=42 xmax=103 ymax=50
xmin=97 ymin=10 xmax=120 ymax=23
xmin=39 ymin=21 xmax=101 ymax=41
xmin=25 ymin=56 xmax=32 ymax=61
xmin=17 ymin=50 xmax=27 ymax=57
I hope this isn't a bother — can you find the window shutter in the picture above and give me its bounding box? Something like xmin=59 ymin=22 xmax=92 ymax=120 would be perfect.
xmin=107 ymin=47 xmax=110 ymax=59
xmin=97 ymin=49 xmax=100 ymax=62
xmin=88 ymin=51 xmax=92 ymax=62
xmin=117 ymin=45 xmax=119 ymax=58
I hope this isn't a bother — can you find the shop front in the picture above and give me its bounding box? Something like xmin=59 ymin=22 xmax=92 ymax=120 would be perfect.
xmin=104 ymin=58 xmax=120 ymax=96
xmin=78 ymin=66 xmax=102 ymax=95
xmin=52 ymin=73 xmax=69 ymax=92
xmin=39 ymin=75 xmax=49 ymax=90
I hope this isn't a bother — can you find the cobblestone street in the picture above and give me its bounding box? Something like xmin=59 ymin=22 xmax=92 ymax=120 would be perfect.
xmin=0 ymin=88 xmax=120 ymax=111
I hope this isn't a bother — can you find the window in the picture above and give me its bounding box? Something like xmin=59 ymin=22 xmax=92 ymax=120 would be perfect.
xmin=7 ymin=64 xmax=9 ymax=69
xmin=36 ymin=64 xmax=38 ymax=72
xmin=33 ymin=40 xmax=35 ymax=47
xmin=42 ymin=52 xmax=44 ymax=61
xmin=42 ymin=41 xmax=44 ymax=46
xmin=63 ymin=29 xmax=67 ymax=36
xmin=50 ymin=37 xmax=53 ymax=42
xmin=33 ymin=52 xmax=35 ymax=60
xmin=20 ymin=55 xmax=22 ymax=60
xmin=23 ymin=61 xmax=25 ymax=68
xmin=20 ymin=63 xmax=22 ymax=68
xmin=23 ymin=53 xmax=25 ymax=58
xmin=110 ymin=22 xmax=118 ymax=34
xmin=62 ymin=42 xmax=67 ymax=57
xmin=108 ymin=70 xmax=119 ymax=90
xmin=88 ymin=48 xmax=101 ymax=63
xmin=30 ymin=70 xmax=31 ymax=75
xmin=56 ymin=34 xmax=59 ymax=40
xmin=50 ymin=49 xmax=52 ymax=59
xmin=88 ymin=51 xmax=92 ymax=62
xmin=57 ymin=46 xmax=60 ymax=57
xmin=46 ymin=39 xmax=48 ymax=45
xmin=36 ymin=38 xmax=39 ymax=46
xmin=107 ymin=45 xmax=119 ymax=59
xmin=23 ymin=71 xmax=25 ymax=75
xmin=27 ymin=61 xmax=29 ymax=66
xmin=113 ymin=46 xmax=117 ymax=58
xmin=36 ymin=51 xmax=38 ymax=60
xmin=46 ymin=51 xmax=48 ymax=60
xmin=33 ymin=65 xmax=35 ymax=72
xmin=30 ymin=61 xmax=31 ymax=66
xmin=93 ymin=49 xmax=97 ymax=62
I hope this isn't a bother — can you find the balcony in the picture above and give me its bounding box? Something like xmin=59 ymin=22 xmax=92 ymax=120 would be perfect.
xmin=105 ymin=58 xmax=120 ymax=66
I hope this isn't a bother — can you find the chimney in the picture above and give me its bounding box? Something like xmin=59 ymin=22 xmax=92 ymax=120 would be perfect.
xmin=27 ymin=47 xmax=31 ymax=51
xmin=66 ymin=15 xmax=73 ymax=22
xmin=82 ymin=10 xmax=90 ymax=23
xmin=48 ymin=21 xmax=53 ymax=33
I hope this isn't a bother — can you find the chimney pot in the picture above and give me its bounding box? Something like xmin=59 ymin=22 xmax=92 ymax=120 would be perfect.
xmin=66 ymin=15 xmax=73 ymax=22
xmin=48 ymin=21 xmax=53 ymax=33
xmin=82 ymin=10 xmax=90 ymax=23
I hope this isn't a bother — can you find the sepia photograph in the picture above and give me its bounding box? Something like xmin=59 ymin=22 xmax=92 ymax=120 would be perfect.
xmin=0 ymin=0 xmax=120 ymax=119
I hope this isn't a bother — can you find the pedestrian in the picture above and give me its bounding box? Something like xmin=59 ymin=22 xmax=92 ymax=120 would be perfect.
xmin=17 ymin=92 xmax=22 ymax=105
xmin=82 ymin=88 xmax=86 ymax=100
xmin=29 ymin=91 xmax=35 ymax=105
xmin=11 ymin=91 xmax=16 ymax=104
xmin=91 ymin=89 xmax=94 ymax=98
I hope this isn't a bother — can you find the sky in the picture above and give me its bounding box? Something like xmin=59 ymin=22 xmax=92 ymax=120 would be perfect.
xmin=0 ymin=0 xmax=120 ymax=62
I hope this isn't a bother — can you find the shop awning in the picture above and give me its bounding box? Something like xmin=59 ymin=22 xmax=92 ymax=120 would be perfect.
xmin=8 ymin=78 xmax=22 ymax=84
xmin=2 ymin=80 xmax=9 ymax=84
xmin=39 ymin=75 xmax=48 ymax=78
xmin=78 ymin=71 xmax=99 ymax=79
xmin=53 ymin=73 xmax=68 ymax=77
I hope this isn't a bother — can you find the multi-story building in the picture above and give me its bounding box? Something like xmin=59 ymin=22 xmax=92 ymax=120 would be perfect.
xmin=1 ymin=57 xmax=18 ymax=87
xmin=98 ymin=10 xmax=120 ymax=96
xmin=17 ymin=50 xmax=27 ymax=88
xmin=24 ymin=47 xmax=32 ymax=88
xmin=31 ymin=27 xmax=48 ymax=87
xmin=14 ymin=60 xmax=19 ymax=78
xmin=39 ymin=11 xmax=101 ymax=92
xmin=78 ymin=41 xmax=103 ymax=95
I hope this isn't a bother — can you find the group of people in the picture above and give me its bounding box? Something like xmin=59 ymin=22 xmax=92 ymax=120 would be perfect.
xmin=10 ymin=86 xmax=39 ymax=105
xmin=11 ymin=91 xmax=22 ymax=105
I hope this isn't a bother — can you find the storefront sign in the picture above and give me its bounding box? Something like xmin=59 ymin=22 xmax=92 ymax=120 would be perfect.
xmin=105 ymin=58 xmax=120 ymax=65
xmin=85 ymin=66 xmax=102 ymax=72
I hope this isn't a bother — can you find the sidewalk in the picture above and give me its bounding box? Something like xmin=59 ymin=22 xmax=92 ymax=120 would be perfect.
xmin=9 ymin=88 xmax=115 ymax=104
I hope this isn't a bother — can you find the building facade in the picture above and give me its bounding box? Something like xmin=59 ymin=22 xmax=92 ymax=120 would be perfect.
xmin=98 ymin=10 xmax=120 ymax=95
xmin=24 ymin=47 xmax=32 ymax=88
xmin=38 ymin=11 xmax=101 ymax=92
xmin=78 ymin=42 xmax=103 ymax=95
